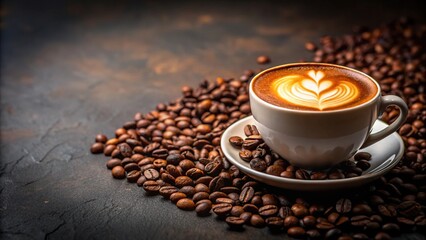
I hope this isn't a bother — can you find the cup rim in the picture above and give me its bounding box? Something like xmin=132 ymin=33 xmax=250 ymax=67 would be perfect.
xmin=249 ymin=62 xmax=381 ymax=114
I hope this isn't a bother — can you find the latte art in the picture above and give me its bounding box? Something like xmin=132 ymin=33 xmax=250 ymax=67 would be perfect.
xmin=273 ymin=70 xmax=360 ymax=110
xmin=252 ymin=64 xmax=378 ymax=111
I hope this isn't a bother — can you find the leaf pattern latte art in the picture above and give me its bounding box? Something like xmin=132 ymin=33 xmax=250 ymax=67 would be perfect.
xmin=273 ymin=70 xmax=359 ymax=110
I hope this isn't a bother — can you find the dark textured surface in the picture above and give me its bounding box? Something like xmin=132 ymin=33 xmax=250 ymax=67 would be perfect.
xmin=1 ymin=1 xmax=425 ymax=239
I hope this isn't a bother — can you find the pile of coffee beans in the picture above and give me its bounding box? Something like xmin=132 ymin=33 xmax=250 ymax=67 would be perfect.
xmin=229 ymin=125 xmax=372 ymax=180
xmin=91 ymin=18 xmax=425 ymax=239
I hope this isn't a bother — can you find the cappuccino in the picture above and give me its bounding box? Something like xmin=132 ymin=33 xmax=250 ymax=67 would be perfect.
xmin=252 ymin=64 xmax=378 ymax=111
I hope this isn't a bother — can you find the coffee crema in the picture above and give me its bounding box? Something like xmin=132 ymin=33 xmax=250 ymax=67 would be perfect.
xmin=252 ymin=65 xmax=378 ymax=111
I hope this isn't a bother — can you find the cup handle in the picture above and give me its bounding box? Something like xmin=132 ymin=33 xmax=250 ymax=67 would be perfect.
xmin=362 ymin=95 xmax=408 ymax=148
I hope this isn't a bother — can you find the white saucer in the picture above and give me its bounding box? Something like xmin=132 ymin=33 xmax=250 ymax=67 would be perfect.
xmin=221 ymin=116 xmax=404 ymax=191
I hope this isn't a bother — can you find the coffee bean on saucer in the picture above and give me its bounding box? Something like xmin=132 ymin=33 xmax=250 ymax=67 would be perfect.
xmin=239 ymin=150 xmax=252 ymax=161
xmin=244 ymin=125 xmax=259 ymax=136
xmin=356 ymin=160 xmax=371 ymax=171
xmin=250 ymin=158 xmax=267 ymax=172
xmin=354 ymin=152 xmax=372 ymax=161
xmin=229 ymin=136 xmax=244 ymax=148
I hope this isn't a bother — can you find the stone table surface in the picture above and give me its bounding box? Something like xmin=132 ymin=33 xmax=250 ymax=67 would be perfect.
xmin=1 ymin=1 xmax=425 ymax=239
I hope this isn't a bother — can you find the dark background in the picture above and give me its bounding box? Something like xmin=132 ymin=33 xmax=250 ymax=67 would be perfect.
xmin=1 ymin=1 xmax=425 ymax=239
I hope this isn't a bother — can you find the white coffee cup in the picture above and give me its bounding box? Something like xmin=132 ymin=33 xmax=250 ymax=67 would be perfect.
xmin=249 ymin=63 xmax=408 ymax=169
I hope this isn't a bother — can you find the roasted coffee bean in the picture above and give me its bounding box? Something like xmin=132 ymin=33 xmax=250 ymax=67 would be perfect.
xmin=111 ymin=166 xmax=126 ymax=179
xmin=311 ymin=171 xmax=328 ymax=180
xmin=306 ymin=229 xmax=321 ymax=239
xmin=209 ymin=176 xmax=226 ymax=192
xmin=239 ymin=150 xmax=252 ymax=161
xmin=91 ymin=142 xmax=104 ymax=154
xmin=258 ymin=205 xmax=278 ymax=217
xmin=209 ymin=191 xmax=228 ymax=203
xmin=243 ymin=203 xmax=259 ymax=213
xmin=176 ymin=198 xmax=195 ymax=211
xmin=316 ymin=221 xmax=335 ymax=230
xmin=325 ymin=228 xmax=342 ymax=240
xmin=291 ymin=203 xmax=308 ymax=217
xmin=103 ymin=144 xmax=116 ymax=156
xmin=126 ymin=170 xmax=141 ymax=183
xmin=225 ymin=216 xmax=245 ymax=228
xmin=353 ymin=204 xmax=372 ymax=215
xmin=95 ymin=134 xmax=108 ymax=143
xmin=261 ymin=194 xmax=277 ymax=206
xmin=240 ymin=212 xmax=253 ymax=224
xmin=336 ymin=198 xmax=352 ymax=213
xmin=264 ymin=216 xmax=283 ymax=229
xmin=242 ymin=139 xmax=260 ymax=150
xmin=192 ymin=191 xmax=210 ymax=202
xmin=175 ymin=176 xmax=193 ymax=188
xmin=356 ymin=160 xmax=371 ymax=171
xmin=229 ymin=136 xmax=244 ymax=148
xmin=195 ymin=201 xmax=212 ymax=216
xmin=106 ymin=158 xmax=122 ymax=169
xmin=230 ymin=206 xmax=244 ymax=217
xmin=194 ymin=183 xmax=209 ymax=193
xmin=279 ymin=206 xmax=292 ymax=218
xmin=170 ymin=192 xmax=187 ymax=203
xmin=295 ymin=169 xmax=310 ymax=180
xmin=142 ymin=180 xmax=160 ymax=193
xmin=397 ymin=201 xmax=421 ymax=218
xmin=204 ymin=158 xmax=223 ymax=176
xmin=118 ymin=143 xmax=132 ymax=157
xmin=284 ymin=216 xmax=299 ymax=228
xmin=249 ymin=158 xmax=267 ymax=171
xmin=159 ymin=186 xmax=179 ymax=198
xmin=377 ymin=204 xmax=397 ymax=217
xmin=301 ymin=215 xmax=316 ymax=228
xmin=239 ymin=186 xmax=255 ymax=203
xmin=124 ymin=163 xmax=139 ymax=172
xmin=212 ymin=203 xmax=232 ymax=216
xmin=353 ymin=233 xmax=369 ymax=240
xmin=250 ymin=214 xmax=265 ymax=227
xmin=179 ymin=186 xmax=196 ymax=197
xmin=382 ymin=223 xmax=400 ymax=236
xmin=328 ymin=170 xmax=345 ymax=179
xmin=216 ymin=197 xmax=234 ymax=205
xmin=354 ymin=152 xmax=372 ymax=161
xmin=256 ymin=55 xmax=270 ymax=65
xmin=244 ymin=125 xmax=259 ymax=136
xmin=143 ymin=168 xmax=160 ymax=180
xmin=136 ymin=176 xmax=146 ymax=187
xmin=374 ymin=232 xmax=392 ymax=240
xmin=287 ymin=226 xmax=305 ymax=238
xmin=266 ymin=165 xmax=285 ymax=176
xmin=152 ymin=149 xmax=168 ymax=158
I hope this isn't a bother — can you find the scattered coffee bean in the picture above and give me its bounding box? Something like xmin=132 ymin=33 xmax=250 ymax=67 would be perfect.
xmin=256 ymin=55 xmax=270 ymax=65
xmin=287 ymin=226 xmax=305 ymax=238
xmin=335 ymin=198 xmax=352 ymax=213
xmin=250 ymin=214 xmax=265 ymax=227
xmin=225 ymin=216 xmax=245 ymax=228
xmin=111 ymin=166 xmax=125 ymax=179
xmin=90 ymin=142 xmax=104 ymax=154
xmin=176 ymin=198 xmax=195 ymax=211
xmin=195 ymin=201 xmax=212 ymax=216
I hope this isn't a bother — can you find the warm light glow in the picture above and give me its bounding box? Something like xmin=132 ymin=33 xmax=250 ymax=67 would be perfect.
xmin=273 ymin=70 xmax=359 ymax=110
